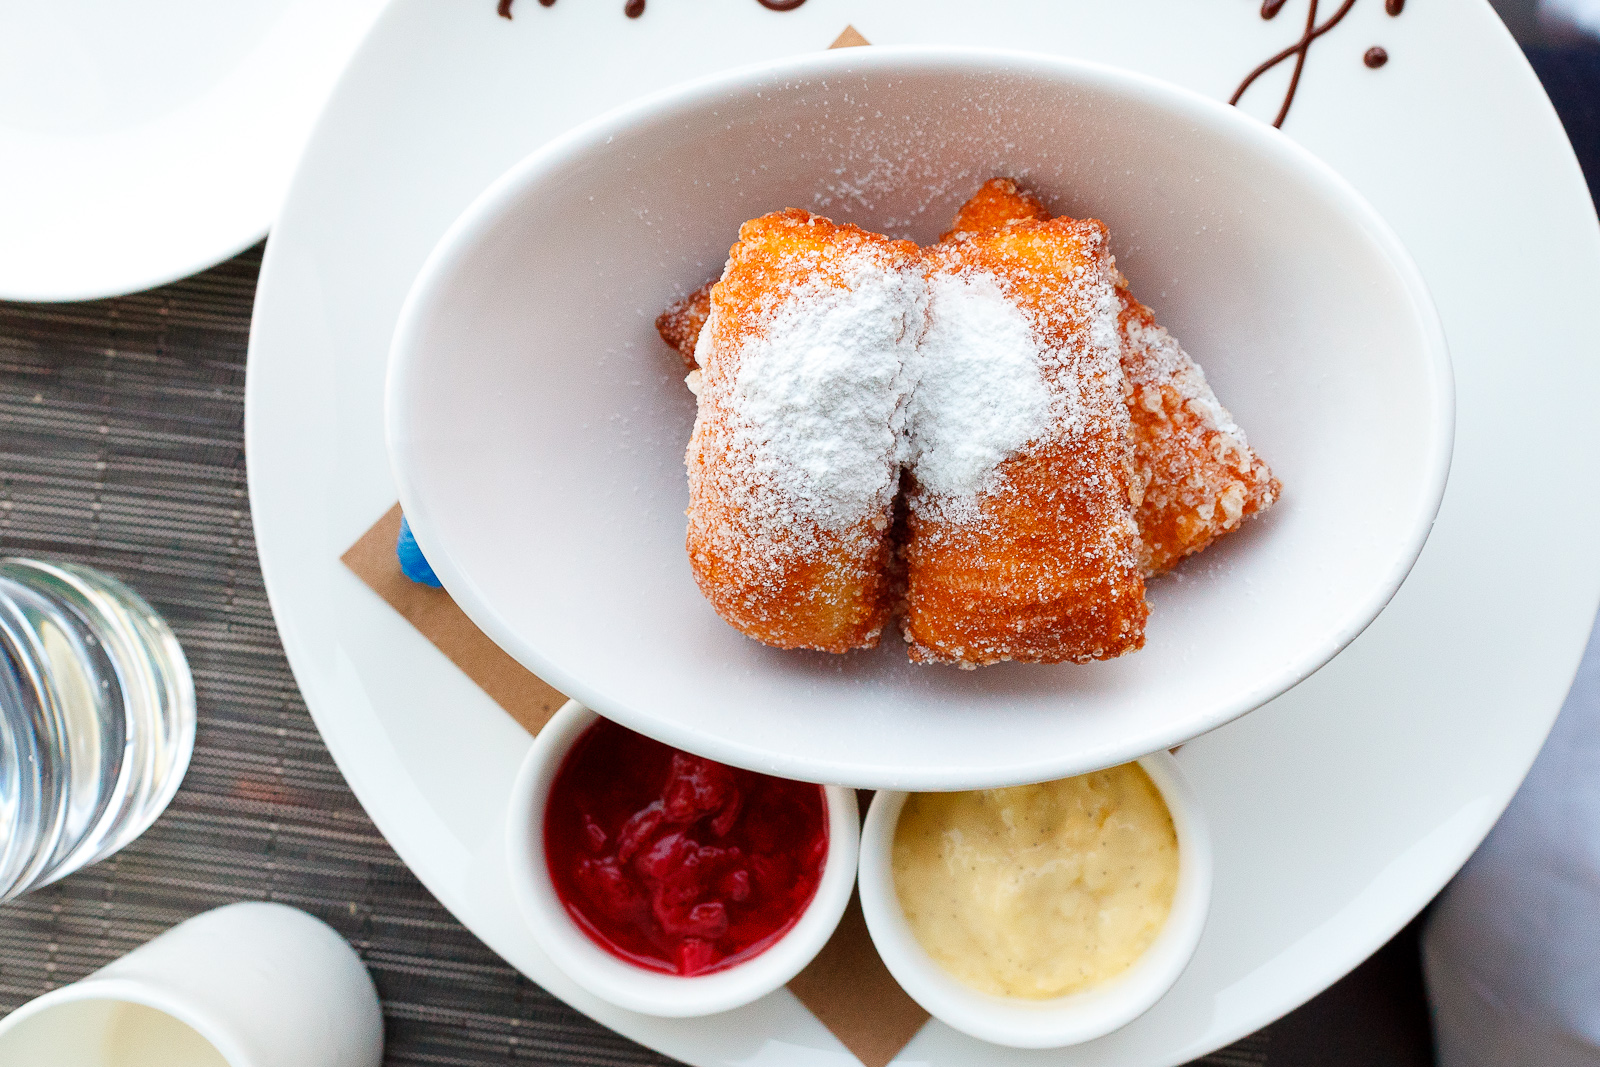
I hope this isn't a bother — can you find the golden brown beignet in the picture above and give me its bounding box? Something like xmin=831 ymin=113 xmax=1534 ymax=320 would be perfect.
xmin=901 ymin=218 xmax=1147 ymax=666
xmin=1118 ymin=294 xmax=1280 ymax=572
xmin=658 ymin=180 xmax=1048 ymax=372
xmin=656 ymin=280 xmax=712 ymax=372
xmin=937 ymin=176 xmax=1048 ymax=240
xmin=685 ymin=209 xmax=924 ymax=652
xmin=941 ymin=179 xmax=1280 ymax=574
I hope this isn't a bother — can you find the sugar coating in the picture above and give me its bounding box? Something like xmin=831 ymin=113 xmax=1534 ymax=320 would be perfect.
xmin=1118 ymin=292 xmax=1280 ymax=574
xmin=928 ymin=176 xmax=1280 ymax=576
xmin=724 ymin=260 xmax=925 ymax=535
xmin=916 ymin=225 xmax=1131 ymax=518
xmin=655 ymin=280 xmax=712 ymax=372
xmin=1123 ymin=315 xmax=1238 ymax=435
xmin=684 ymin=210 xmax=923 ymax=652
xmin=900 ymin=220 xmax=1148 ymax=667
xmin=905 ymin=270 xmax=1051 ymax=504
xmin=669 ymin=199 xmax=1269 ymax=663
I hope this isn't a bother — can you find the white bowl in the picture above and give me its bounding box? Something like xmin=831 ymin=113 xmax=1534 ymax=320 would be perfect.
xmin=858 ymin=752 xmax=1212 ymax=1048
xmin=387 ymin=46 xmax=1453 ymax=790
xmin=504 ymin=701 xmax=859 ymax=1018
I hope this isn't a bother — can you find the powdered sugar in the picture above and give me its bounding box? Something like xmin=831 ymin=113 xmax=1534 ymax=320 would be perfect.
xmin=1123 ymin=314 xmax=1242 ymax=441
xmin=698 ymin=235 xmax=1130 ymax=541
xmin=721 ymin=258 xmax=926 ymax=533
xmin=906 ymin=270 xmax=1050 ymax=497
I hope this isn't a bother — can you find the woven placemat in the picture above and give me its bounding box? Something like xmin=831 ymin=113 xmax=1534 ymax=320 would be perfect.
xmin=0 ymin=247 xmax=1431 ymax=1066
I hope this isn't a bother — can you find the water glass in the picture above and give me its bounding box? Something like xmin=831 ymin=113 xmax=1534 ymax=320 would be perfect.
xmin=0 ymin=558 xmax=195 ymax=903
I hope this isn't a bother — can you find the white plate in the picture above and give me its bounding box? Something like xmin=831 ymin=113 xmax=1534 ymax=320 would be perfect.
xmin=0 ymin=0 xmax=387 ymax=302
xmin=387 ymin=47 xmax=1453 ymax=789
xmin=245 ymin=1 xmax=1600 ymax=1064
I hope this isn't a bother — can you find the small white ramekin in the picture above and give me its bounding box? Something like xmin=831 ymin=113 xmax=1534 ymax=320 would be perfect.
xmin=506 ymin=700 xmax=859 ymax=1017
xmin=858 ymin=751 xmax=1212 ymax=1048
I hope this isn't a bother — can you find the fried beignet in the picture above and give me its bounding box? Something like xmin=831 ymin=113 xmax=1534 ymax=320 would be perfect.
xmin=685 ymin=209 xmax=925 ymax=652
xmin=656 ymin=280 xmax=713 ymax=372
xmin=1118 ymin=295 xmax=1280 ymax=572
xmin=937 ymin=176 xmax=1048 ymax=240
xmin=901 ymin=218 xmax=1147 ymax=666
xmin=657 ymin=179 xmax=1048 ymax=372
xmin=942 ymin=179 xmax=1280 ymax=574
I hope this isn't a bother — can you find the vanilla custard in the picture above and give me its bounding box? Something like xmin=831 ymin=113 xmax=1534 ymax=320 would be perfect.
xmin=891 ymin=764 xmax=1178 ymax=999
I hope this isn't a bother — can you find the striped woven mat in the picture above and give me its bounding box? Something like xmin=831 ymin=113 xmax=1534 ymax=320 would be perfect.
xmin=0 ymin=246 xmax=1429 ymax=1066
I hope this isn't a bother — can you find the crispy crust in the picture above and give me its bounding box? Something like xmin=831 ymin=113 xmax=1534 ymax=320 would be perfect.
xmin=684 ymin=209 xmax=920 ymax=652
xmin=901 ymin=219 xmax=1148 ymax=666
xmin=937 ymin=176 xmax=1049 ymax=241
xmin=1118 ymin=294 xmax=1280 ymax=572
xmin=941 ymin=178 xmax=1279 ymax=574
xmin=656 ymin=281 xmax=713 ymax=371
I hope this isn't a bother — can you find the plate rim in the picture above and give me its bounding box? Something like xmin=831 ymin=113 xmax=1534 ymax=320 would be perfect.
xmin=241 ymin=1 xmax=1600 ymax=1063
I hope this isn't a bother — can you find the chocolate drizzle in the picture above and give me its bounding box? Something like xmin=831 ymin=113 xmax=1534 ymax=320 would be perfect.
xmin=1232 ymin=0 xmax=1353 ymax=127
xmin=1232 ymin=0 xmax=1401 ymax=128
xmin=500 ymin=0 xmax=805 ymax=17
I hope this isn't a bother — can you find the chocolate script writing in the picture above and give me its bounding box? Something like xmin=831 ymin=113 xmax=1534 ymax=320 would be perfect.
xmin=500 ymin=0 xmax=807 ymax=18
xmin=1232 ymin=0 xmax=1403 ymax=128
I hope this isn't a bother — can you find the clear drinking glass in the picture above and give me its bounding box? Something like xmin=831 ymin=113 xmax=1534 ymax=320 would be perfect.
xmin=0 ymin=558 xmax=195 ymax=903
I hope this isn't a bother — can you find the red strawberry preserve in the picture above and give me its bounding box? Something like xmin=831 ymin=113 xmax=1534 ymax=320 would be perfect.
xmin=544 ymin=719 xmax=829 ymax=977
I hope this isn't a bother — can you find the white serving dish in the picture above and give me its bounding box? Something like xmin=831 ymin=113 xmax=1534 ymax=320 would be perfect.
xmin=386 ymin=46 xmax=1452 ymax=790
xmin=0 ymin=0 xmax=386 ymax=301
xmin=245 ymin=0 xmax=1600 ymax=1060
xmin=858 ymin=753 xmax=1211 ymax=1048
xmin=504 ymin=701 xmax=859 ymax=1017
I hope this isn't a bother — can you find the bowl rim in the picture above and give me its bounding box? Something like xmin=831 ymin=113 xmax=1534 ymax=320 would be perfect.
xmin=503 ymin=700 xmax=860 ymax=1018
xmin=0 ymin=981 xmax=256 ymax=1067
xmin=388 ymin=44 xmax=1456 ymax=790
xmin=857 ymin=752 xmax=1214 ymax=1048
